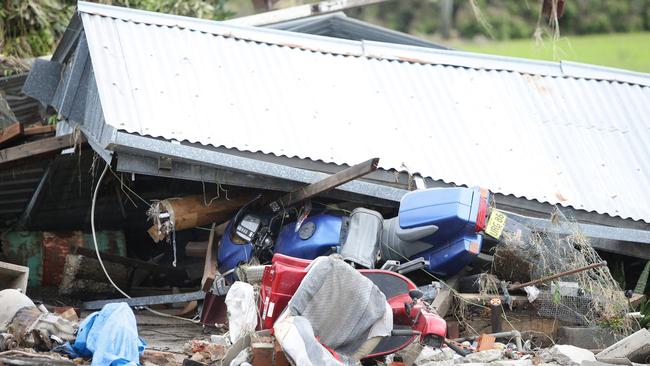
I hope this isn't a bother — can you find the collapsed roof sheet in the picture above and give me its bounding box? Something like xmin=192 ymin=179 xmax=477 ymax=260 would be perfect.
xmin=268 ymin=12 xmax=448 ymax=49
xmin=78 ymin=2 xmax=650 ymax=222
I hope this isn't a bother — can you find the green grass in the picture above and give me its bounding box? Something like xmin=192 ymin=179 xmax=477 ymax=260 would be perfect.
xmin=449 ymin=32 xmax=650 ymax=73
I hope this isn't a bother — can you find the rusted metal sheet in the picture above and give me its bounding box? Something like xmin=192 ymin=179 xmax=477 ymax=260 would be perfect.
xmin=1 ymin=230 xmax=126 ymax=287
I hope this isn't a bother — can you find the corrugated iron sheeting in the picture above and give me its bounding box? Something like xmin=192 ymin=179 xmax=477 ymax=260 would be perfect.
xmin=0 ymin=159 xmax=49 ymax=228
xmin=78 ymin=4 xmax=650 ymax=223
xmin=0 ymin=74 xmax=42 ymax=125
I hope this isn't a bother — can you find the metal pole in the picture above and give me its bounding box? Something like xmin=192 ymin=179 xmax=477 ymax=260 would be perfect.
xmin=508 ymin=261 xmax=607 ymax=291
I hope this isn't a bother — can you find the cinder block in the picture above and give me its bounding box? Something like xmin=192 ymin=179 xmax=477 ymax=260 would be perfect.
xmin=0 ymin=261 xmax=29 ymax=293
xmin=558 ymin=326 xmax=624 ymax=350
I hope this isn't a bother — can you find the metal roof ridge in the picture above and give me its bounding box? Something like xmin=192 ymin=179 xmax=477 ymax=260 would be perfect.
xmin=76 ymin=1 xmax=650 ymax=87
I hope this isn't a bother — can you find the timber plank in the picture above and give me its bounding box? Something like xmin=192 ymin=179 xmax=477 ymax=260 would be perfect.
xmin=201 ymin=222 xmax=218 ymax=291
xmin=23 ymin=124 xmax=56 ymax=136
xmin=0 ymin=122 xmax=24 ymax=147
xmin=0 ymin=133 xmax=84 ymax=167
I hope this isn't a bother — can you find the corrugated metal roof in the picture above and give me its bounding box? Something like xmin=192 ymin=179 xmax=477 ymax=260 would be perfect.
xmin=77 ymin=2 xmax=650 ymax=222
xmin=268 ymin=12 xmax=448 ymax=49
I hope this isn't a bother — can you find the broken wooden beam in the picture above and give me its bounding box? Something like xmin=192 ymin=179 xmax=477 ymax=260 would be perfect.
xmin=70 ymin=246 xmax=188 ymax=279
xmin=270 ymin=157 xmax=379 ymax=210
xmin=0 ymin=133 xmax=84 ymax=167
xmin=59 ymin=254 xmax=131 ymax=295
xmin=0 ymin=122 xmax=23 ymax=147
xmin=23 ymin=124 xmax=56 ymax=136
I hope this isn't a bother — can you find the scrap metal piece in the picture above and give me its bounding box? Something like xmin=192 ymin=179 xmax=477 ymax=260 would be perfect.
xmin=82 ymin=290 xmax=206 ymax=310
xmin=0 ymin=289 xmax=77 ymax=350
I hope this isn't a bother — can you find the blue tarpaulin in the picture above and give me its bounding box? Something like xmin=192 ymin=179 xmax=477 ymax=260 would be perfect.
xmin=65 ymin=303 xmax=146 ymax=366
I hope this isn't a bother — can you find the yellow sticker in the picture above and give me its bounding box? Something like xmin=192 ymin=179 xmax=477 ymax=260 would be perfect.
xmin=485 ymin=210 xmax=507 ymax=239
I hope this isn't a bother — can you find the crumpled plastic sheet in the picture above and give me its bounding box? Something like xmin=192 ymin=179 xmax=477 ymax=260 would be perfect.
xmin=523 ymin=286 xmax=540 ymax=303
xmin=62 ymin=303 xmax=146 ymax=366
xmin=225 ymin=282 xmax=257 ymax=343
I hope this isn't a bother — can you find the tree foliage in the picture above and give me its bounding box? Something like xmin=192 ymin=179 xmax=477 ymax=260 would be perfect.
xmin=0 ymin=0 xmax=234 ymax=59
xmin=0 ymin=0 xmax=74 ymax=58
xmin=3 ymin=0 xmax=650 ymax=59
xmin=350 ymin=0 xmax=650 ymax=41
xmin=100 ymin=0 xmax=234 ymax=20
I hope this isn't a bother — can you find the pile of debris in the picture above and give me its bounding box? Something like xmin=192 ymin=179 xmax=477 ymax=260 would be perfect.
xmin=1 ymin=221 xmax=649 ymax=366
xmin=0 ymin=155 xmax=648 ymax=366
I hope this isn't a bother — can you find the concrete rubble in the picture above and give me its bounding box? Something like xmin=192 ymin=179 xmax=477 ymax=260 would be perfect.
xmin=540 ymin=345 xmax=597 ymax=366
xmin=595 ymin=329 xmax=650 ymax=364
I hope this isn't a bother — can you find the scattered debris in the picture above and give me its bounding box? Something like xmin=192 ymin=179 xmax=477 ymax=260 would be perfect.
xmin=460 ymin=349 xmax=504 ymax=363
xmin=183 ymin=339 xmax=227 ymax=363
xmin=413 ymin=346 xmax=454 ymax=365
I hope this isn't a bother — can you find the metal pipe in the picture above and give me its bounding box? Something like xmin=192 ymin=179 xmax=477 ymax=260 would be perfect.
xmin=452 ymin=330 xmax=523 ymax=352
xmin=508 ymin=261 xmax=607 ymax=291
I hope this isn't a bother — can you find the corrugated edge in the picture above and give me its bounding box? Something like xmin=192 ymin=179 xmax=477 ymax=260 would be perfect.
xmin=112 ymin=132 xmax=649 ymax=224
xmin=76 ymin=1 xmax=650 ymax=87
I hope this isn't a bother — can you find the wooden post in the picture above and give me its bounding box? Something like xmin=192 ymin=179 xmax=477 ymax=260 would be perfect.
xmin=147 ymin=194 xmax=254 ymax=242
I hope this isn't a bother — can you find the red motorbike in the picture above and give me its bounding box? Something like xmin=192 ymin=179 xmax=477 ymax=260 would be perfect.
xmin=259 ymin=254 xmax=447 ymax=359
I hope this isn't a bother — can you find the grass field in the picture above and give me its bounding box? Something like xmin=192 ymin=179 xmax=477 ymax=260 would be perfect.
xmin=449 ymin=32 xmax=650 ymax=73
